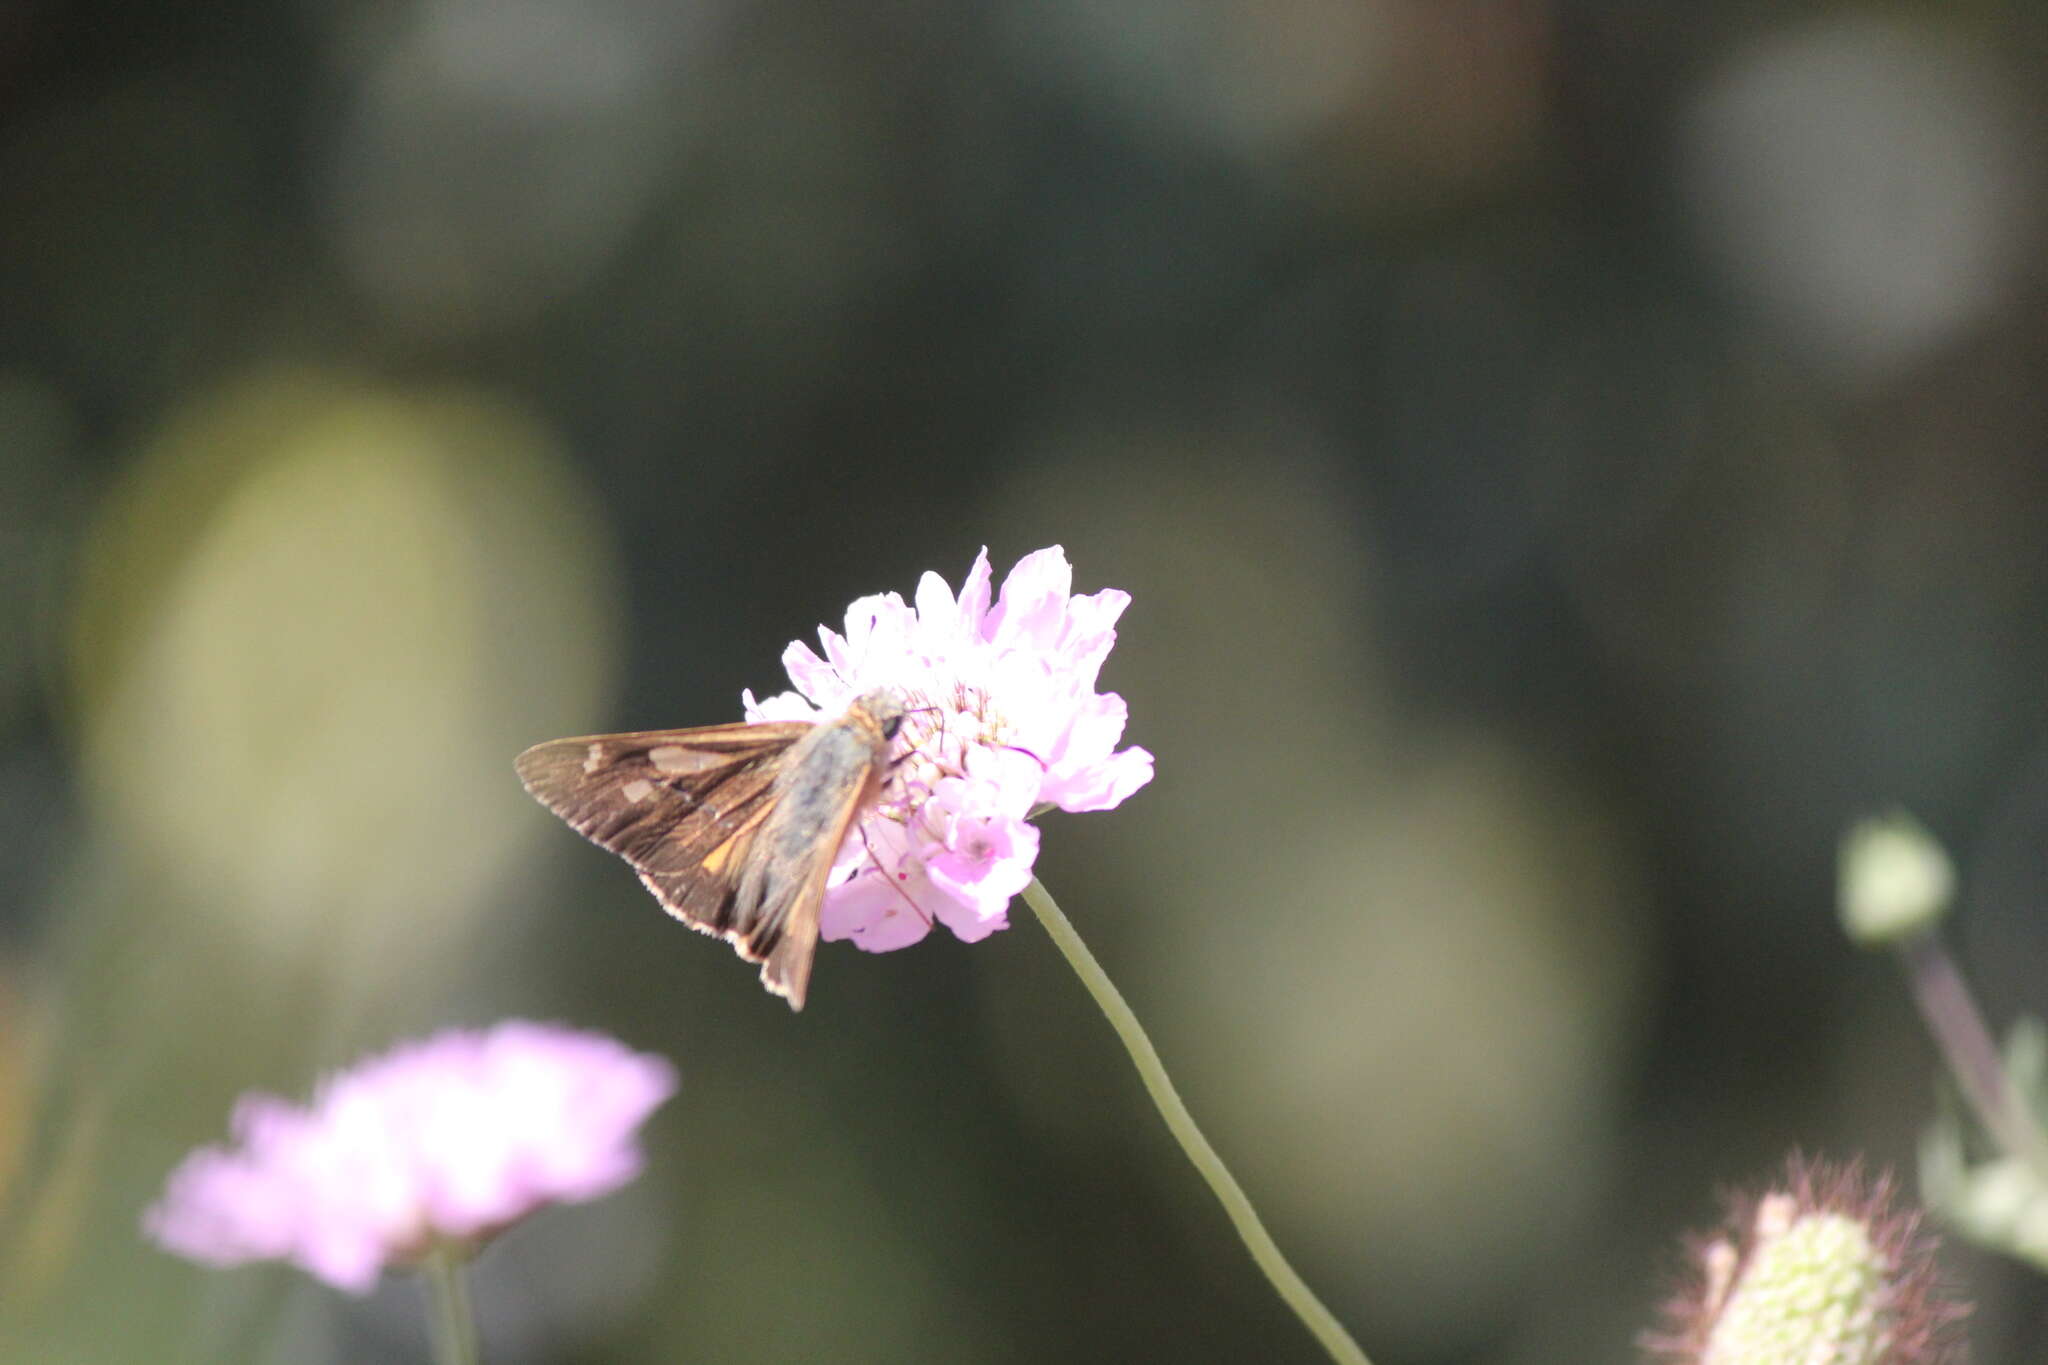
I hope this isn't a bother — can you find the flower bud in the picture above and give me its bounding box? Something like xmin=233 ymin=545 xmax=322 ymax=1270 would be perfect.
xmin=1645 ymin=1159 xmax=1967 ymax=1364
xmin=1840 ymin=812 xmax=1955 ymax=948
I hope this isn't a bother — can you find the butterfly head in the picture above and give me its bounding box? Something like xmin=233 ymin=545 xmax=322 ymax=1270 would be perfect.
xmin=846 ymin=688 xmax=910 ymax=743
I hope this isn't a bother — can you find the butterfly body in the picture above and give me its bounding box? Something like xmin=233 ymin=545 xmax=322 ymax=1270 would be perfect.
xmin=516 ymin=689 xmax=907 ymax=1009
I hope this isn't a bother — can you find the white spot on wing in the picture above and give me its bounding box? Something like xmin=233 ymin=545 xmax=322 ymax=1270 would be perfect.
xmin=583 ymin=743 xmax=605 ymax=774
xmin=622 ymin=778 xmax=656 ymax=803
xmin=650 ymin=744 xmax=710 ymax=774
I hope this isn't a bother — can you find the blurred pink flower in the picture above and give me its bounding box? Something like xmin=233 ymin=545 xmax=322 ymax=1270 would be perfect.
xmin=144 ymin=1021 xmax=677 ymax=1294
xmin=745 ymin=546 xmax=1152 ymax=952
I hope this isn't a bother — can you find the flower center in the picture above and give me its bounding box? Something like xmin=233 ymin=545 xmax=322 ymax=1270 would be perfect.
xmin=872 ymin=683 xmax=1013 ymax=824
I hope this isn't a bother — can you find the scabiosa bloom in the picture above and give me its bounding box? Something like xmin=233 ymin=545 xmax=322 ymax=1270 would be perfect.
xmin=1643 ymin=1158 xmax=1967 ymax=1365
xmin=744 ymin=546 xmax=1153 ymax=952
xmin=145 ymin=1021 xmax=677 ymax=1294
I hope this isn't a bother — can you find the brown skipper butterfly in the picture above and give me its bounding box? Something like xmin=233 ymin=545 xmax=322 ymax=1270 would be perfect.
xmin=515 ymin=689 xmax=907 ymax=1010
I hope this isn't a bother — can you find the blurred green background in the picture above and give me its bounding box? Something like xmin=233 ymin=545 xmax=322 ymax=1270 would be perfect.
xmin=4 ymin=0 xmax=2048 ymax=1359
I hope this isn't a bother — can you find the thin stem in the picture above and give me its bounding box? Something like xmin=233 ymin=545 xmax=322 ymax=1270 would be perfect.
xmin=1898 ymin=930 xmax=2048 ymax=1179
xmin=1021 ymin=878 xmax=1371 ymax=1365
xmin=421 ymin=1243 xmax=482 ymax=1365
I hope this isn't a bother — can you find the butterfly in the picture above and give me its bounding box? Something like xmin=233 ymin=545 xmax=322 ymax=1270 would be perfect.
xmin=515 ymin=689 xmax=908 ymax=1010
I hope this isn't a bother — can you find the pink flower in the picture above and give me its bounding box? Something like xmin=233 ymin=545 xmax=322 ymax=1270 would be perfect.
xmin=744 ymin=546 xmax=1152 ymax=953
xmin=144 ymin=1021 xmax=677 ymax=1293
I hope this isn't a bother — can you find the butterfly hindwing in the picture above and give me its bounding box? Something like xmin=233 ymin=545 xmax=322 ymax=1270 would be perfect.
xmin=749 ymin=761 xmax=874 ymax=1008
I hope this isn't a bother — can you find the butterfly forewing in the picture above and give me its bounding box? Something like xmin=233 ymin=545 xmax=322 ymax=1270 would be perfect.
xmin=515 ymin=691 xmax=907 ymax=1011
xmin=515 ymin=723 xmax=815 ymax=980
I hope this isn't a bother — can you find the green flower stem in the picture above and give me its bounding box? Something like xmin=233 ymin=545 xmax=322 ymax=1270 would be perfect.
xmin=422 ymin=1243 xmax=482 ymax=1365
xmin=1898 ymin=930 xmax=2048 ymax=1180
xmin=1021 ymin=878 xmax=1371 ymax=1365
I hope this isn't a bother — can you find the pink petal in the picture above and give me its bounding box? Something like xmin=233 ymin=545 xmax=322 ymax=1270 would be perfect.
xmin=924 ymin=816 xmax=1038 ymax=937
xmin=955 ymin=548 xmax=994 ymax=629
xmin=1044 ymin=746 xmax=1155 ymax=813
xmin=985 ymin=546 xmax=1073 ymax=650
xmin=913 ymin=569 xmax=959 ymax=631
xmin=958 ymin=747 xmax=1049 ymax=818
xmin=1049 ymin=691 xmax=1130 ymax=767
xmin=777 ymin=642 xmax=843 ymax=708
xmin=820 ymin=870 xmax=935 ymax=952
